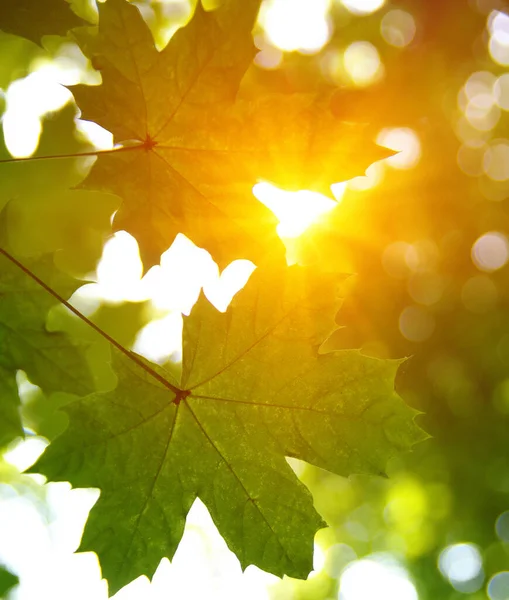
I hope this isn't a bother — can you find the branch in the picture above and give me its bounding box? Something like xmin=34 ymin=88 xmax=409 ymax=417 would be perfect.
xmin=0 ymin=143 xmax=144 ymax=165
xmin=0 ymin=247 xmax=181 ymax=395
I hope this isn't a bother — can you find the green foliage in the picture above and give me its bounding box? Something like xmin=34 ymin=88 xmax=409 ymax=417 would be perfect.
xmin=0 ymin=0 xmax=85 ymax=44
xmin=0 ymin=252 xmax=93 ymax=448
xmin=0 ymin=565 xmax=18 ymax=598
xmin=0 ymin=0 xmax=423 ymax=596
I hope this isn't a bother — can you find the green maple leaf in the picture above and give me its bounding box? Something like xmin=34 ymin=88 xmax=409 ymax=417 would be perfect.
xmin=71 ymin=0 xmax=392 ymax=268
xmin=0 ymin=251 xmax=93 ymax=449
xmin=0 ymin=0 xmax=85 ymax=44
xmin=33 ymin=265 xmax=424 ymax=594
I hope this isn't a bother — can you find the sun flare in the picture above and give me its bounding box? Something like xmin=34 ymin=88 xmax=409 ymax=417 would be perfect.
xmin=253 ymin=181 xmax=339 ymax=238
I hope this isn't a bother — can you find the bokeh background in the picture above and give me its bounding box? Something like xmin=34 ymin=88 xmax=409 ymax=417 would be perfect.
xmin=2 ymin=0 xmax=509 ymax=598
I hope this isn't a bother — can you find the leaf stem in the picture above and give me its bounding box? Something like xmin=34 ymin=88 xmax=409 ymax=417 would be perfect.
xmin=0 ymin=143 xmax=144 ymax=165
xmin=0 ymin=247 xmax=181 ymax=395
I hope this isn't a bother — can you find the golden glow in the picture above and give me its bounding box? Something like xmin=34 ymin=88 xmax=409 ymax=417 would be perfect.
xmin=377 ymin=128 xmax=421 ymax=170
xmin=341 ymin=0 xmax=386 ymax=16
xmin=259 ymin=0 xmax=331 ymax=54
xmin=381 ymin=10 xmax=416 ymax=48
xmin=348 ymin=162 xmax=385 ymax=191
xmin=399 ymin=305 xmax=435 ymax=342
xmin=253 ymin=182 xmax=338 ymax=238
xmin=72 ymin=175 xmax=351 ymax=366
xmin=461 ymin=275 xmax=498 ymax=313
xmin=494 ymin=73 xmax=509 ymax=110
xmin=253 ymin=35 xmax=284 ymax=70
xmin=483 ymin=140 xmax=509 ymax=181
xmin=343 ymin=41 xmax=384 ymax=87
xmin=472 ymin=231 xmax=509 ymax=271
xmin=488 ymin=10 xmax=509 ymax=66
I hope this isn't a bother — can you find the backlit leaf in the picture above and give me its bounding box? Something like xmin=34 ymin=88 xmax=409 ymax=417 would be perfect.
xmin=0 ymin=0 xmax=85 ymax=44
xmin=33 ymin=266 xmax=424 ymax=593
xmin=0 ymin=251 xmax=93 ymax=448
xmin=73 ymin=0 xmax=392 ymax=267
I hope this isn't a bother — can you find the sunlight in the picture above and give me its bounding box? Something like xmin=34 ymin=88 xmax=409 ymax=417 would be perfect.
xmin=438 ymin=543 xmax=484 ymax=593
xmin=253 ymin=182 xmax=337 ymax=238
xmin=471 ymin=231 xmax=509 ymax=272
xmin=381 ymin=10 xmax=416 ymax=48
xmin=438 ymin=543 xmax=483 ymax=583
xmin=3 ymin=437 xmax=48 ymax=473
xmin=488 ymin=11 xmax=509 ymax=66
xmin=204 ymin=260 xmax=257 ymax=312
xmin=76 ymin=232 xmax=156 ymax=306
xmin=74 ymin=232 xmax=257 ymax=364
xmin=2 ymin=41 xmax=95 ymax=158
xmin=489 ymin=572 xmax=509 ymax=600
xmin=343 ymin=41 xmax=384 ymax=86
xmin=483 ymin=140 xmax=509 ymax=181
xmin=259 ymin=0 xmax=332 ymax=53
xmin=339 ymin=554 xmax=418 ymax=600
xmin=132 ymin=313 xmax=183 ymax=365
xmin=347 ymin=161 xmax=385 ymax=190
xmin=30 ymin=41 xmax=97 ymax=87
xmin=152 ymin=234 xmax=219 ymax=314
xmin=111 ymin=499 xmax=280 ymax=600
xmin=494 ymin=73 xmax=509 ymax=110
xmin=253 ymin=36 xmax=284 ymax=69
xmin=377 ymin=128 xmax=421 ymax=170
xmin=3 ymin=73 xmax=72 ymax=157
xmin=340 ymin=0 xmax=385 ymax=16
xmin=0 ymin=481 xmax=106 ymax=600
xmin=70 ymin=176 xmax=342 ymax=365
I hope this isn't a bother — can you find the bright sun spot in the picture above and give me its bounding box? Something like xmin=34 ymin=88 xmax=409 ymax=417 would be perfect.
xmin=438 ymin=543 xmax=484 ymax=593
xmin=341 ymin=0 xmax=386 ymax=16
xmin=488 ymin=10 xmax=509 ymax=66
xmin=343 ymin=41 xmax=384 ymax=86
xmin=3 ymin=73 xmax=72 ymax=157
xmin=72 ymin=232 xmax=257 ymax=365
xmin=2 ymin=42 xmax=96 ymax=158
xmin=253 ymin=182 xmax=338 ymax=238
xmin=377 ymin=128 xmax=421 ymax=169
xmin=78 ymin=179 xmax=342 ymax=366
xmin=339 ymin=555 xmax=418 ymax=600
xmin=259 ymin=0 xmax=332 ymax=53
xmin=471 ymin=231 xmax=509 ymax=272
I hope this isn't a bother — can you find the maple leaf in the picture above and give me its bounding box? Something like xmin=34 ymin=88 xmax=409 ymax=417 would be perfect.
xmin=72 ymin=0 xmax=392 ymax=268
xmin=0 ymin=0 xmax=85 ymax=44
xmin=0 ymin=250 xmax=93 ymax=449
xmin=33 ymin=265 xmax=425 ymax=593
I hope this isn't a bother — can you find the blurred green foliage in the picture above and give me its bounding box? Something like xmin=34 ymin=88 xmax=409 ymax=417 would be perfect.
xmin=253 ymin=1 xmax=509 ymax=598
